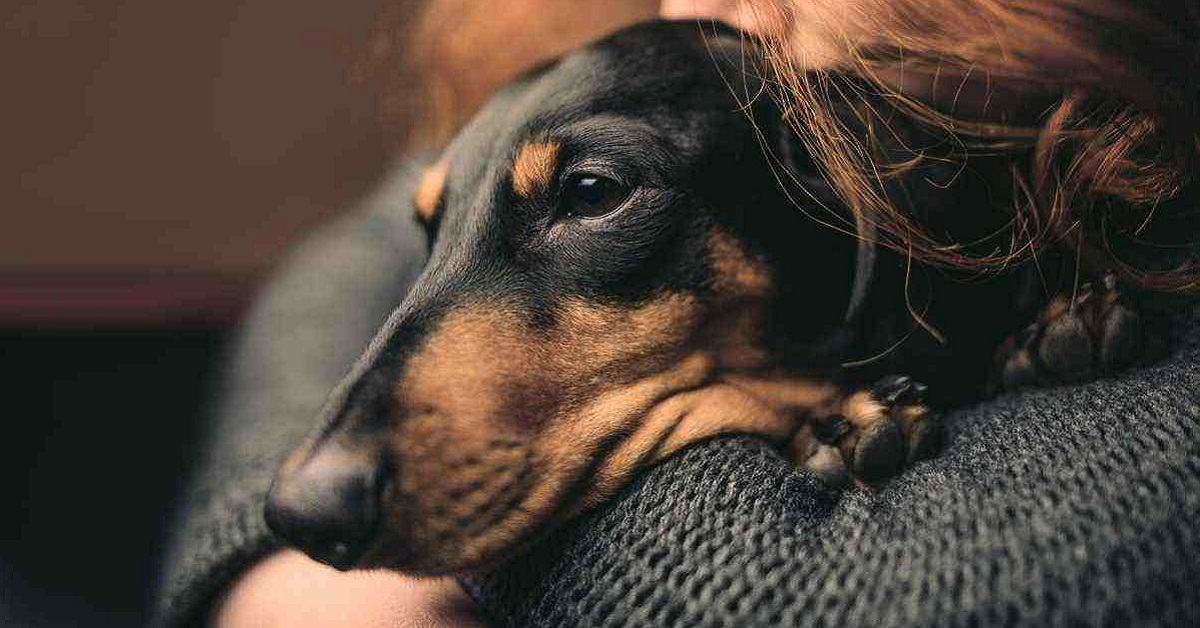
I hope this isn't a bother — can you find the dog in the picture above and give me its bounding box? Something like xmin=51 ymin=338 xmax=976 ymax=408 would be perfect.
xmin=264 ymin=20 xmax=1152 ymax=575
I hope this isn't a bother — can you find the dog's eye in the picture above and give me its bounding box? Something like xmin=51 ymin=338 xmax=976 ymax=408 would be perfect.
xmin=560 ymin=173 xmax=630 ymax=219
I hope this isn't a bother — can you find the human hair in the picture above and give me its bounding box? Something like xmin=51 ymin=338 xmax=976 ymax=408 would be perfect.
xmin=742 ymin=0 xmax=1200 ymax=291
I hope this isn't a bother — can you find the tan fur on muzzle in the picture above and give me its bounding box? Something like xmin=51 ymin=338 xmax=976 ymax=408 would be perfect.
xmin=368 ymin=229 xmax=838 ymax=573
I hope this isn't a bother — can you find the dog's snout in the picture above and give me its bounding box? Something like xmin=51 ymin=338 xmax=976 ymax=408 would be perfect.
xmin=265 ymin=443 xmax=387 ymax=570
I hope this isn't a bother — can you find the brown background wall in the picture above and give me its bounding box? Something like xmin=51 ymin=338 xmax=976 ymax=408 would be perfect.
xmin=2 ymin=0 xmax=655 ymax=324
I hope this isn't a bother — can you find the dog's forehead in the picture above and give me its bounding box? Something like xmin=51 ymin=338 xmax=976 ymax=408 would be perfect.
xmin=440 ymin=21 xmax=735 ymax=185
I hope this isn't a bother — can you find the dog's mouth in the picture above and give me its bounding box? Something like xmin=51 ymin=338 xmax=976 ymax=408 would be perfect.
xmin=352 ymin=422 xmax=542 ymax=574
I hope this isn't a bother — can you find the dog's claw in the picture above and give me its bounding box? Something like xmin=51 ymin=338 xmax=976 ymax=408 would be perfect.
xmin=871 ymin=374 xmax=926 ymax=405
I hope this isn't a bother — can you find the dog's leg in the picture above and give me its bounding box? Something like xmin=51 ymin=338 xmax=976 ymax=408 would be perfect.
xmin=989 ymin=273 xmax=1150 ymax=393
xmin=788 ymin=375 xmax=942 ymax=489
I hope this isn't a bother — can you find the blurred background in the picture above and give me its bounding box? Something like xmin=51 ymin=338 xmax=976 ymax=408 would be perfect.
xmin=1 ymin=0 xmax=654 ymax=624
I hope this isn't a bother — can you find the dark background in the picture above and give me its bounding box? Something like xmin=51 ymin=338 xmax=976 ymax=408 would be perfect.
xmin=2 ymin=329 xmax=223 ymax=626
xmin=3 ymin=0 xmax=389 ymax=623
xmin=1 ymin=1 xmax=653 ymax=625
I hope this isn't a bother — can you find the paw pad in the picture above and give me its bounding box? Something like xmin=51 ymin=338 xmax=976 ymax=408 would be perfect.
xmin=991 ymin=274 xmax=1146 ymax=393
xmin=801 ymin=375 xmax=942 ymax=490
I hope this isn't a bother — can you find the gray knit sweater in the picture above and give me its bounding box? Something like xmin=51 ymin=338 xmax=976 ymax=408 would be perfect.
xmin=156 ymin=160 xmax=1200 ymax=626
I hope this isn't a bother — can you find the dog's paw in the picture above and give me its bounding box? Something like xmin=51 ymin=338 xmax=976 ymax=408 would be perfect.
xmin=990 ymin=273 xmax=1144 ymax=393
xmin=793 ymin=375 xmax=942 ymax=490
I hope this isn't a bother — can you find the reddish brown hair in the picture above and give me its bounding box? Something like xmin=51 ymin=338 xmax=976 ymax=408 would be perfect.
xmin=745 ymin=0 xmax=1200 ymax=291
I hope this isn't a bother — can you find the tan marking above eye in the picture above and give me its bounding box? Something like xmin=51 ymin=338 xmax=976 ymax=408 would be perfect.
xmin=511 ymin=139 xmax=562 ymax=199
xmin=414 ymin=161 xmax=448 ymax=224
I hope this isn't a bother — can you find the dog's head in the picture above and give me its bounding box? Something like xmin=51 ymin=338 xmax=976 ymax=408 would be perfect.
xmin=265 ymin=20 xmax=861 ymax=574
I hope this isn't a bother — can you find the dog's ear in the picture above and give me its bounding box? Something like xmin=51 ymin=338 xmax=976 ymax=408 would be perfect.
xmin=697 ymin=22 xmax=879 ymax=335
xmin=759 ymin=91 xmax=878 ymax=326
xmin=699 ymin=24 xmax=879 ymax=315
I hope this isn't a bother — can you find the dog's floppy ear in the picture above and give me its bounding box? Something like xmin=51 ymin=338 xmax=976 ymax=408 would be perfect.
xmin=765 ymin=97 xmax=877 ymax=326
xmin=700 ymin=24 xmax=879 ymax=324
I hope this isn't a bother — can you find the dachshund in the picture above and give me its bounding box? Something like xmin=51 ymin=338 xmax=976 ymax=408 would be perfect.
xmin=264 ymin=20 xmax=1153 ymax=576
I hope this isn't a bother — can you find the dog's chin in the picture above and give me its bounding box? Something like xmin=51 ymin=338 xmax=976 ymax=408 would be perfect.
xmin=357 ymin=549 xmax=516 ymax=578
xmin=350 ymin=496 xmax=571 ymax=576
xmin=349 ymin=528 xmax=546 ymax=577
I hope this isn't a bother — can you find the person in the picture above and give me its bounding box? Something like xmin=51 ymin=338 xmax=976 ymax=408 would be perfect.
xmin=157 ymin=1 xmax=1200 ymax=626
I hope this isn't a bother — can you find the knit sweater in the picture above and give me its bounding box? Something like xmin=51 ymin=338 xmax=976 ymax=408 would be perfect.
xmin=156 ymin=160 xmax=1200 ymax=626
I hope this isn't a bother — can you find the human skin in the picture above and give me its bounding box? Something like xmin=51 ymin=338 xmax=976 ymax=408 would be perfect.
xmin=664 ymin=0 xmax=1034 ymax=122
xmin=214 ymin=550 xmax=487 ymax=627
xmin=661 ymin=0 xmax=868 ymax=68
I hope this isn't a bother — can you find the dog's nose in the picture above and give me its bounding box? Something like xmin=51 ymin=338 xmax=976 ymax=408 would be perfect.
xmin=264 ymin=442 xmax=387 ymax=570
